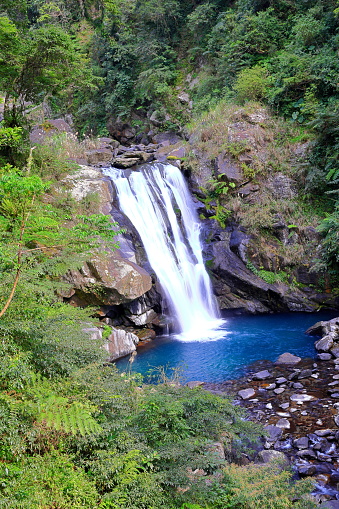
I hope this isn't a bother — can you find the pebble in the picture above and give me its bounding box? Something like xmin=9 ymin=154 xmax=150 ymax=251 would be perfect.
xmin=298 ymin=464 xmax=317 ymax=476
xmin=238 ymin=388 xmax=255 ymax=400
xmin=297 ymin=449 xmax=317 ymax=459
xmin=290 ymin=393 xmax=315 ymax=403
xmin=288 ymin=370 xmax=301 ymax=380
xmin=314 ymin=429 xmax=333 ymax=437
xmin=292 ymin=382 xmax=304 ymax=389
xmin=264 ymin=424 xmax=283 ymax=442
xmin=274 ymin=387 xmax=285 ymax=394
xmin=298 ymin=369 xmax=313 ymax=379
xmin=253 ymin=370 xmax=272 ymax=380
xmin=207 ymin=321 xmax=339 ymax=501
xmin=266 ymin=383 xmax=276 ymax=390
xmin=318 ymin=353 xmax=333 ymax=361
xmin=294 ymin=437 xmax=309 ymax=449
xmin=276 ymin=418 xmax=290 ymax=429
xmin=317 ymin=452 xmax=333 ymax=462
xmin=279 ymin=402 xmax=290 ymax=409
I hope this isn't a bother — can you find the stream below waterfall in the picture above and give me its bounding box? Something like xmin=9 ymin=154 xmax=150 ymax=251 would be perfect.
xmin=116 ymin=311 xmax=336 ymax=382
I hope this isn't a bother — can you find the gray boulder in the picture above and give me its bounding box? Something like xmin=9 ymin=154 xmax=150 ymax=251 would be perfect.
xmin=257 ymin=450 xmax=288 ymax=464
xmin=105 ymin=327 xmax=139 ymax=361
xmin=275 ymin=352 xmax=301 ymax=365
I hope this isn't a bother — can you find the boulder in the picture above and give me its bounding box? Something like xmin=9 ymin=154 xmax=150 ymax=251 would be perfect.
xmin=149 ymin=110 xmax=172 ymax=127
xmin=297 ymin=464 xmax=317 ymax=476
xmin=105 ymin=326 xmax=139 ymax=361
xmin=264 ymin=424 xmax=283 ymax=443
xmin=290 ymin=394 xmax=315 ymax=403
xmin=306 ymin=321 xmax=328 ymax=336
xmin=275 ymin=353 xmax=301 ymax=365
xmin=216 ymin=153 xmax=243 ymax=183
xmin=62 ymin=250 xmax=152 ymax=306
xmin=107 ymin=119 xmax=136 ymax=144
xmin=275 ymin=418 xmax=290 ymax=429
xmin=167 ymin=146 xmax=186 ymax=160
xmin=294 ymin=437 xmax=309 ymax=449
xmin=252 ymin=370 xmax=272 ymax=380
xmin=113 ymin=157 xmax=140 ymax=168
xmin=257 ymin=450 xmax=288 ymax=464
xmin=63 ymin=166 xmax=112 ymax=214
xmin=315 ymin=335 xmax=334 ymax=352
xmin=238 ymin=388 xmax=255 ymax=400
xmin=29 ymin=118 xmax=73 ymax=144
xmin=152 ymin=132 xmax=182 ymax=147
xmin=318 ymin=353 xmax=333 ymax=361
xmin=267 ymin=173 xmax=297 ymax=199
xmin=85 ymin=148 xmax=113 ymax=165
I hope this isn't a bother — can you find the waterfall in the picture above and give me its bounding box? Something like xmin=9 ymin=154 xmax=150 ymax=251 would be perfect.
xmin=104 ymin=163 xmax=223 ymax=341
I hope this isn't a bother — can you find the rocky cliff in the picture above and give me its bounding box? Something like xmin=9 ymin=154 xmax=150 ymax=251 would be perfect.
xmin=40 ymin=110 xmax=338 ymax=361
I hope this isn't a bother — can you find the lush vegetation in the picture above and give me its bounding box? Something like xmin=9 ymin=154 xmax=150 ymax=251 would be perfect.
xmin=1 ymin=0 xmax=339 ymax=276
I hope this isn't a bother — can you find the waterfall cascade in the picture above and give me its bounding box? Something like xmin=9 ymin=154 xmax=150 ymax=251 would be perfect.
xmin=104 ymin=163 xmax=223 ymax=341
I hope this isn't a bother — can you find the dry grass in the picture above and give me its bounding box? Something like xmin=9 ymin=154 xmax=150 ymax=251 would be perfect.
xmin=42 ymin=132 xmax=101 ymax=161
xmin=187 ymin=99 xmax=314 ymax=183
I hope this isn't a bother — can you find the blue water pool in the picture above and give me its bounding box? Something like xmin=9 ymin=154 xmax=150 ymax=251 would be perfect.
xmin=116 ymin=312 xmax=336 ymax=382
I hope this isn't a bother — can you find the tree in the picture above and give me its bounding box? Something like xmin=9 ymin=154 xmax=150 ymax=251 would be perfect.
xmin=0 ymin=16 xmax=97 ymax=126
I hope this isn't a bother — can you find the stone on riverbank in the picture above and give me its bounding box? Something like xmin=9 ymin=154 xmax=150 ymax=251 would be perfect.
xmin=238 ymin=388 xmax=255 ymax=400
xmin=275 ymin=352 xmax=301 ymax=365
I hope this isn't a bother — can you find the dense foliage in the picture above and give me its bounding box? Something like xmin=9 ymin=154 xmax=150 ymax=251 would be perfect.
xmin=1 ymin=0 xmax=338 ymax=272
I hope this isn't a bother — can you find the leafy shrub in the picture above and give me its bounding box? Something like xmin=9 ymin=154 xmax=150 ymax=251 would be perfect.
xmin=0 ymin=451 xmax=99 ymax=509
xmin=234 ymin=65 xmax=269 ymax=102
xmin=216 ymin=463 xmax=314 ymax=509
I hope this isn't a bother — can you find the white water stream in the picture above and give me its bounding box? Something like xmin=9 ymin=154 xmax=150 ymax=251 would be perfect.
xmin=104 ymin=163 xmax=223 ymax=341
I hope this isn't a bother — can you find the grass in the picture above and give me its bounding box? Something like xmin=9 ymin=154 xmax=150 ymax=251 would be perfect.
xmin=33 ymin=132 xmax=104 ymax=181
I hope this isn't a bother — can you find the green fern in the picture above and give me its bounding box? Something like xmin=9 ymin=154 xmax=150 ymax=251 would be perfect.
xmin=9 ymin=374 xmax=102 ymax=437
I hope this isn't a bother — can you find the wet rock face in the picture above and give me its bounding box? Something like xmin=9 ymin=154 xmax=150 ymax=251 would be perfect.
xmin=208 ymin=226 xmax=319 ymax=314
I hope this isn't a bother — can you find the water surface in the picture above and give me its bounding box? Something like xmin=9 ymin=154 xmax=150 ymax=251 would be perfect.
xmin=116 ymin=312 xmax=336 ymax=382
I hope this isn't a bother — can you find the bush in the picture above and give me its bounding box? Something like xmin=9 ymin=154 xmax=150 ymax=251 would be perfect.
xmin=234 ymin=65 xmax=269 ymax=102
xmin=0 ymin=451 xmax=99 ymax=508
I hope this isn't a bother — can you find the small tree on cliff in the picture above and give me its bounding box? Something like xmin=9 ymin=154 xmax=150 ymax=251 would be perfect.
xmin=0 ymin=164 xmax=123 ymax=318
